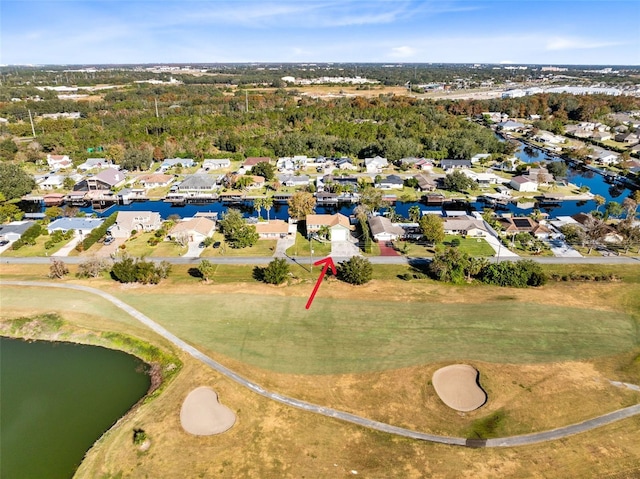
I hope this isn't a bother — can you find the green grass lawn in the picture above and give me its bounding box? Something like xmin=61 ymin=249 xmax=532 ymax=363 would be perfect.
xmin=287 ymin=232 xmax=332 ymax=257
xmin=121 ymin=232 xmax=186 ymax=257
xmin=116 ymin=291 xmax=637 ymax=375
xmin=1 ymin=235 xmax=69 ymax=257
xmin=389 ymin=236 xmax=494 ymax=257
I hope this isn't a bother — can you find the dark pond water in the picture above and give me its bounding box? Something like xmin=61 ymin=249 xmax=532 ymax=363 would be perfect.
xmin=0 ymin=337 xmax=150 ymax=479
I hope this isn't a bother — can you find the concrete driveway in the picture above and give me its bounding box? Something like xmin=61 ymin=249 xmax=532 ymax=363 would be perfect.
xmin=547 ymin=238 xmax=583 ymax=258
xmin=484 ymin=234 xmax=519 ymax=258
xmin=331 ymin=239 xmax=361 ymax=257
xmin=183 ymin=240 xmax=204 ymax=258
xmin=274 ymin=236 xmax=296 ymax=257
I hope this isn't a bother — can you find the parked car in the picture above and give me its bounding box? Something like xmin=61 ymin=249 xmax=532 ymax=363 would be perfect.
xmin=0 ymin=240 xmax=9 ymax=246
xmin=198 ymin=242 xmax=206 ymax=248
xmin=104 ymin=236 xmax=115 ymax=245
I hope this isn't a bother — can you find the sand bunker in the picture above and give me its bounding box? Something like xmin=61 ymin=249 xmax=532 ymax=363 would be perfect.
xmin=180 ymin=386 xmax=236 ymax=435
xmin=432 ymin=365 xmax=487 ymax=412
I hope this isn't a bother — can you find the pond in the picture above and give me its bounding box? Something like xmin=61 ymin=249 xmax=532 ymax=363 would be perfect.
xmin=0 ymin=337 xmax=150 ymax=479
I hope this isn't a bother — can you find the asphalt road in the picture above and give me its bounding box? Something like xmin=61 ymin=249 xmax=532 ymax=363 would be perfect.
xmin=2 ymin=255 xmax=640 ymax=265
xmin=2 ymin=280 xmax=639 ymax=448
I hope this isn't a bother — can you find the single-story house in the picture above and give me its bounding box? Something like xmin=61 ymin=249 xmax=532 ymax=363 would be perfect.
xmin=510 ymin=175 xmax=538 ymax=192
xmin=571 ymin=213 xmax=623 ymax=243
xmin=278 ymin=174 xmax=310 ymax=187
xmin=245 ymin=175 xmax=265 ymax=190
xmin=365 ymin=155 xmax=388 ymax=173
xmin=167 ymin=217 xmax=216 ymax=243
xmin=400 ymin=157 xmax=432 ymax=170
xmin=137 ymin=173 xmax=174 ymax=188
xmin=460 ymin=170 xmax=504 ymax=187
xmin=38 ymin=175 xmax=65 ymax=190
xmin=202 ymin=159 xmax=231 ymax=170
xmin=527 ymin=167 xmax=554 ymax=184
xmin=368 ymin=215 xmax=404 ymax=242
xmin=497 ymin=120 xmax=526 ymax=131
xmin=335 ymin=157 xmax=357 ymax=170
xmin=110 ymin=211 xmax=162 ymax=238
xmin=242 ymin=157 xmax=271 ymax=171
xmin=77 ymin=158 xmax=116 ymax=171
xmin=592 ymin=131 xmax=612 ymax=142
xmin=0 ymin=221 xmax=35 ymax=242
xmin=47 ymin=217 xmax=105 ymax=236
xmin=498 ymin=217 xmax=551 ymax=238
xmin=615 ymin=133 xmax=639 ymax=145
xmin=254 ymin=220 xmax=291 ymax=239
xmin=442 ymin=216 xmax=490 ymax=237
xmin=414 ymin=173 xmax=437 ymax=192
xmin=177 ymin=174 xmax=217 ymax=192
xmin=441 ymin=159 xmax=472 ymax=170
xmin=471 ymin=153 xmax=491 ymax=164
xmin=306 ymin=213 xmax=352 ymax=242
xmin=377 ymin=174 xmax=404 ymax=190
xmin=160 ymin=158 xmax=195 ymax=172
xmin=46 ymin=154 xmax=72 ymax=171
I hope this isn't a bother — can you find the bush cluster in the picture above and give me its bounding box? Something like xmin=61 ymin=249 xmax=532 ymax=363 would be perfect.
xmin=11 ymin=223 xmax=43 ymax=250
xmin=111 ymin=256 xmax=171 ymax=284
xmin=337 ymin=256 xmax=373 ymax=285
xmin=479 ymin=260 xmax=547 ymax=287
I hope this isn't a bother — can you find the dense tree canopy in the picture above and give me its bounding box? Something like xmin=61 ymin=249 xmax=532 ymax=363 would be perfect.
xmin=0 ymin=163 xmax=35 ymax=200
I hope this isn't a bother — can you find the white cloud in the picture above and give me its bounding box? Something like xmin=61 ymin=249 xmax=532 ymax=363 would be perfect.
xmin=389 ymin=46 xmax=416 ymax=59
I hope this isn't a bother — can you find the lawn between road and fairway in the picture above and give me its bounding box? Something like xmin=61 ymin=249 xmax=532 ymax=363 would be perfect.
xmin=1 ymin=262 xmax=640 ymax=479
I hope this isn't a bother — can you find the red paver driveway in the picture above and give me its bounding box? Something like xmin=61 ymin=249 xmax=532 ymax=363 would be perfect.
xmin=378 ymin=241 xmax=400 ymax=256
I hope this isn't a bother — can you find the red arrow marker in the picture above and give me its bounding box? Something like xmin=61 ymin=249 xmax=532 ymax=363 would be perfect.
xmin=305 ymin=257 xmax=337 ymax=310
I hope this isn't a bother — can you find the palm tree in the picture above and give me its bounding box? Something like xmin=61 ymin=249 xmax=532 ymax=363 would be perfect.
xmin=408 ymin=205 xmax=421 ymax=223
xmin=263 ymin=196 xmax=273 ymax=221
xmin=253 ymin=197 xmax=263 ymax=220
xmin=593 ymin=195 xmax=605 ymax=213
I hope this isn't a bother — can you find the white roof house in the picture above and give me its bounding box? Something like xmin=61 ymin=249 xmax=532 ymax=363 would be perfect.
xmin=47 ymin=217 xmax=105 ymax=236
xmin=510 ymin=175 xmax=538 ymax=192
xmin=110 ymin=211 xmax=162 ymax=238
xmin=365 ymin=156 xmax=388 ymax=173
xmin=202 ymin=159 xmax=231 ymax=170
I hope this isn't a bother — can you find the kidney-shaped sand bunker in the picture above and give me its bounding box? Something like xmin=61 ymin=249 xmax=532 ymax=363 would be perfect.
xmin=432 ymin=364 xmax=487 ymax=412
xmin=180 ymin=386 xmax=236 ymax=435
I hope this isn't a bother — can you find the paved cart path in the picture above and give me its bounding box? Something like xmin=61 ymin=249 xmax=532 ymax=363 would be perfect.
xmin=2 ymin=280 xmax=639 ymax=448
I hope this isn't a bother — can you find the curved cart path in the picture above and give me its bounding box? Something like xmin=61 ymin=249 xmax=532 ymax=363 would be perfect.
xmin=3 ymin=280 xmax=639 ymax=448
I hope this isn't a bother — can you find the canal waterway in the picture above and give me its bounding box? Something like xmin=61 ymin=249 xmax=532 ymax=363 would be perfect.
xmin=0 ymin=337 xmax=150 ymax=479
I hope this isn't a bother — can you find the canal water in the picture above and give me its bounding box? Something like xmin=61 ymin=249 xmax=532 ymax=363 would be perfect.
xmin=0 ymin=337 xmax=150 ymax=479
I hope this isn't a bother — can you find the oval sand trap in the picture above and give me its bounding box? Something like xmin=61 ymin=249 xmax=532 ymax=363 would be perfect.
xmin=180 ymin=386 xmax=236 ymax=435
xmin=432 ymin=364 xmax=487 ymax=412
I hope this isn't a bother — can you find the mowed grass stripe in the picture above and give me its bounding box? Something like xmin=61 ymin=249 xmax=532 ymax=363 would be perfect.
xmin=118 ymin=292 xmax=636 ymax=374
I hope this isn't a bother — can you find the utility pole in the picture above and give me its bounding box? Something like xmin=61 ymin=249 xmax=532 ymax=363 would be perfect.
xmin=245 ymin=90 xmax=249 ymax=112
xmin=155 ymin=97 xmax=159 ymax=118
xmin=28 ymin=109 xmax=36 ymax=138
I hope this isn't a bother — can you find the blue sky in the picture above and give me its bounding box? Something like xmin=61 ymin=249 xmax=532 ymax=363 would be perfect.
xmin=1 ymin=1 xmax=638 ymax=65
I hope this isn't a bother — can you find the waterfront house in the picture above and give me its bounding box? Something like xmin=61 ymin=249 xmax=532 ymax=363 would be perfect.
xmin=167 ymin=217 xmax=216 ymax=243
xmin=305 ymin=213 xmax=352 ymax=242
xmin=137 ymin=173 xmax=174 ymax=189
xmin=38 ymin=174 xmax=65 ymax=190
xmin=47 ymin=217 xmax=104 ymax=236
xmin=177 ymin=174 xmax=217 ymax=192
xmin=498 ymin=217 xmax=551 ymax=239
xmin=110 ymin=211 xmax=162 ymax=238
xmin=254 ymin=220 xmax=291 ymax=239
xmin=509 ymin=175 xmax=538 ymax=192
xmin=368 ymin=215 xmax=404 ymax=242
xmin=497 ymin=120 xmax=525 ymax=132
xmin=414 ymin=173 xmax=437 ymax=192
xmin=278 ymin=174 xmax=310 ymax=187
xmin=75 ymin=169 xmax=126 ymax=191
xmin=442 ymin=216 xmax=490 ymax=237
xmin=615 ymin=133 xmax=639 ymax=145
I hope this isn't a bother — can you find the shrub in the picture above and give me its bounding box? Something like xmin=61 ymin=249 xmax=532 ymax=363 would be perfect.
xmin=337 ymin=256 xmax=372 ymax=285
xmin=111 ymin=256 xmax=171 ymax=284
xmin=479 ymin=260 xmax=546 ymax=288
xmin=261 ymin=258 xmax=290 ymax=285
xmin=77 ymin=257 xmax=112 ymax=278
xmin=78 ymin=212 xmax=117 ymax=251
